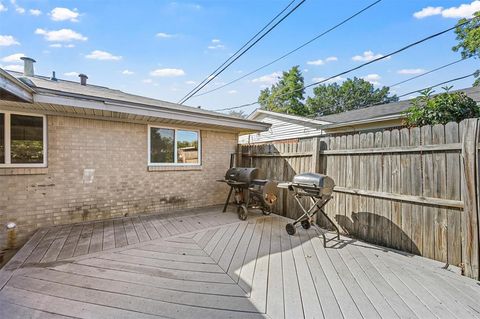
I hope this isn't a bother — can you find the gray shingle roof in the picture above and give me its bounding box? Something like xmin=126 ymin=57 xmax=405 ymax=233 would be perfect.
xmin=6 ymin=70 xmax=251 ymax=122
xmin=317 ymin=86 xmax=480 ymax=124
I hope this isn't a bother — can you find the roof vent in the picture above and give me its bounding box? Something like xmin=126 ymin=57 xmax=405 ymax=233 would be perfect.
xmin=51 ymin=71 xmax=58 ymax=81
xmin=20 ymin=57 xmax=36 ymax=77
xmin=79 ymin=73 xmax=88 ymax=86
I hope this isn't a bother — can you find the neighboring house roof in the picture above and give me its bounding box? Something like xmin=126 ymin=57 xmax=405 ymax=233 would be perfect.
xmin=317 ymin=86 xmax=480 ymax=129
xmin=0 ymin=68 xmax=270 ymax=133
xmin=248 ymin=109 xmax=330 ymax=125
xmin=239 ymin=109 xmax=331 ymax=143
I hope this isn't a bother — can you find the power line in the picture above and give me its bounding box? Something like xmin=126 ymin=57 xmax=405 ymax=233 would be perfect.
xmin=397 ymin=72 xmax=475 ymax=98
xmin=177 ymin=0 xmax=298 ymax=105
xmin=178 ymin=0 xmax=306 ymax=104
xmin=192 ymin=0 xmax=383 ymax=98
xmin=390 ymin=56 xmax=471 ymax=88
xmin=213 ymin=18 xmax=473 ymax=112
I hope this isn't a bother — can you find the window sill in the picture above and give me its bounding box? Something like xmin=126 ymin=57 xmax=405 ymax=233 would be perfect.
xmin=148 ymin=165 xmax=202 ymax=172
xmin=0 ymin=167 xmax=48 ymax=175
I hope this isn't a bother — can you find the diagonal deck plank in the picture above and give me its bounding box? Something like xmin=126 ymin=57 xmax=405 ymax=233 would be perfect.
xmin=2 ymin=209 xmax=480 ymax=319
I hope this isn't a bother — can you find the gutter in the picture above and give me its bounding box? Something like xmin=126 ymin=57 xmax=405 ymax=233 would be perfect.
xmin=33 ymin=89 xmax=271 ymax=132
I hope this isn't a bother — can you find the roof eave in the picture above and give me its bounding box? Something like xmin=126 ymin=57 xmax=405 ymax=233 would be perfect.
xmin=0 ymin=69 xmax=35 ymax=103
xmin=321 ymin=113 xmax=405 ymax=129
xmin=33 ymin=91 xmax=271 ymax=133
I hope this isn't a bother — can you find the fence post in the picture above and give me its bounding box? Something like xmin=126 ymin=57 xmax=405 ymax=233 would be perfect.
xmin=460 ymin=118 xmax=480 ymax=280
xmin=236 ymin=144 xmax=243 ymax=167
xmin=311 ymin=137 xmax=321 ymax=173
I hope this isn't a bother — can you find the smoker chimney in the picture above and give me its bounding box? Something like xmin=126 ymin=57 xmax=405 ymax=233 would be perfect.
xmin=20 ymin=57 xmax=35 ymax=77
xmin=51 ymin=71 xmax=57 ymax=81
xmin=79 ymin=73 xmax=88 ymax=86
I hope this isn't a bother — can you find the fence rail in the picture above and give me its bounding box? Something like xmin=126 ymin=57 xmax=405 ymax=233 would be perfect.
xmin=240 ymin=118 xmax=480 ymax=280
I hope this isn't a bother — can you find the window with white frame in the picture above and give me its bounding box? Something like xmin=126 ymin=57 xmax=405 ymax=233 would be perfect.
xmin=0 ymin=111 xmax=47 ymax=167
xmin=148 ymin=126 xmax=200 ymax=165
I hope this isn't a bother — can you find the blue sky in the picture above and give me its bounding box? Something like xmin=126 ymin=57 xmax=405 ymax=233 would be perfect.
xmin=0 ymin=0 xmax=479 ymax=115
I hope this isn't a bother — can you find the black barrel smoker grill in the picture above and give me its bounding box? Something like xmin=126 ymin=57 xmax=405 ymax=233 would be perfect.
xmin=279 ymin=173 xmax=340 ymax=244
xmin=218 ymin=167 xmax=278 ymax=220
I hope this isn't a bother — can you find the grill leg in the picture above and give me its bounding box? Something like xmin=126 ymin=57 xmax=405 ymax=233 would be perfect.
xmin=317 ymin=204 xmax=340 ymax=240
xmin=223 ymin=187 xmax=234 ymax=213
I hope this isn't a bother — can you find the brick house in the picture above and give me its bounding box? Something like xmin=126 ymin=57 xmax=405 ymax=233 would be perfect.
xmin=0 ymin=58 xmax=269 ymax=247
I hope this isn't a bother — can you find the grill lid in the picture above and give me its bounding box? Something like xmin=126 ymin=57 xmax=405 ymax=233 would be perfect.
xmin=292 ymin=173 xmax=335 ymax=189
xmin=225 ymin=167 xmax=259 ymax=183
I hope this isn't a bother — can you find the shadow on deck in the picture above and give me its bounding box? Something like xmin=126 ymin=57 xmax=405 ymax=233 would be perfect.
xmin=1 ymin=206 xmax=479 ymax=319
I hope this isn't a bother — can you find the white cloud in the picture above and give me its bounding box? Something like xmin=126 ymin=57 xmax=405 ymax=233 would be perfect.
xmin=10 ymin=0 xmax=24 ymax=14
xmin=35 ymin=28 xmax=87 ymax=42
xmin=228 ymin=90 xmax=237 ymax=94
xmin=307 ymin=59 xmax=324 ymax=66
xmin=49 ymin=43 xmax=75 ymax=48
xmin=413 ymin=6 xmax=443 ymax=18
xmin=122 ymin=69 xmax=134 ymax=75
xmin=64 ymin=71 xmax=79 ymax=77
xmin=156 ymin=32 xmax=175 ymax=38
xmin=185 ymin=80 xmax=196 ymax=85
xmin=398 ymin=68 xmax=425 ymax=75
xmin=0 ymin=35 xmax=19 ymax=46
xmin=29 ymin=9 xmax=41 ymax=16
xmin=142 ymin=79 xmax=153 ymax=84
xmin=0 ymin=2 xmax=7 ymax=12
xmin=307 ymin=56 xmax=338 ymax=66
xmin=413 ymin=1 xmax=480 ymax=19
xmin=208 ymin=38 xmax=225 ymax=50
xmin=150 ymin=68 xmax=185 ymax=77
xmin=442 ymin=1 xmax=480 ymax=18
xmin=252 ymin=72 xmax=281 ymax=85
xmin=362 ymin=73 xmax=381 ymax=85
xmin=50 ymin=7 xmax=80 ymax=22
xmin=85 ymin=50 xmax=122 ymax=61
xmin=208 ymin=44 xmax=225 ymax=50
xmin=312 ymin=76 xmax=346 ymax=84
xmin=3 ymin=64 xmax=23 ymax=72
xmin=352 ymin=50 xmax=389 ymax=62
xmin=1 ymin=53 xmax=24 ymax=62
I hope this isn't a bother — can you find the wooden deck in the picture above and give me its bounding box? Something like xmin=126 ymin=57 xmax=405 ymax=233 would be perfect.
xmin=1 ymin=207 xmax=480 ymax=319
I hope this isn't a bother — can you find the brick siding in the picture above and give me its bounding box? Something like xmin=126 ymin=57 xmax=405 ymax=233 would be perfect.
xmin=0 ymin=115 xmax=237 ymax=247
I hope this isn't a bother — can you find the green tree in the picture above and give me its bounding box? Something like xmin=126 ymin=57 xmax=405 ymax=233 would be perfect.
xmin=452 ymin=11 xmax=480 ymax=86
xmin=306 ymin=77 xmax=398 ymax=116
xmin=403 ymin=87 xmax=480 ymax=126
xmin=257 ymin=66 xmax=308 ymax=116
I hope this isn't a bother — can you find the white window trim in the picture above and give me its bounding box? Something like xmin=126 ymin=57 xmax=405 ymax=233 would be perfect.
xmin=0 ymin=110 xmax=47 ymax=168
xmin=147 ymin=125 xmax=201 ymax=166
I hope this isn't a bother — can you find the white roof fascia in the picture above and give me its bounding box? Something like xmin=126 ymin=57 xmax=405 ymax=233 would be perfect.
xmin=34 ymin=93 xmax=271 ymax=132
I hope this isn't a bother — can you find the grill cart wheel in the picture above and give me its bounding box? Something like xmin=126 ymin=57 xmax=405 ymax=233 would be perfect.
xmin=261 ymin=207 xmax=272 ymax=215
xmin=237 ymin=204 xmax=248 ymax=221
xmin=301 ymin=220 xmax=311 ymax=230
xmin=286 ymin=223 xmax=296 ymax=235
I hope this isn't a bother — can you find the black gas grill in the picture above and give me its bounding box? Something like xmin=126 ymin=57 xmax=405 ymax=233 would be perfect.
xmin=218 ymin=167 xmax=278 ymax=220
xmin=279 ymin=173 xmax=339 ymax=245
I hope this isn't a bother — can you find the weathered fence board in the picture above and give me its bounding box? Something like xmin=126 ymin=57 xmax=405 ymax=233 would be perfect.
xmin=240 ymin=118 xmax=480 ymax=279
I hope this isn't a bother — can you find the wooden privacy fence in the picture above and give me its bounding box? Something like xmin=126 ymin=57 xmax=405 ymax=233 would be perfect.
xmin=239 ymin=118 xmax=480 ymax=280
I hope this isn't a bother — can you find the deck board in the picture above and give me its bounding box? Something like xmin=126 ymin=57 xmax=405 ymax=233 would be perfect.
xmin=1 ymin=207 xmax=480 ymax=319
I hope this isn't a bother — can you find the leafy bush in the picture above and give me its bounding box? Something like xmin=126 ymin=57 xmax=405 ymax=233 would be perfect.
xmin=403 ymin=87 xmax=479 ymax=126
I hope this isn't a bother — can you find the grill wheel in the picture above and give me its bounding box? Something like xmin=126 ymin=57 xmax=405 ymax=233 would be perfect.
xmin=286 ymin=223 xmax=296 ymax=235
xmin=301 ymin=220 xmax=311 ymax=229
xmin=237 ymin=204 xmax=248 ymax=221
